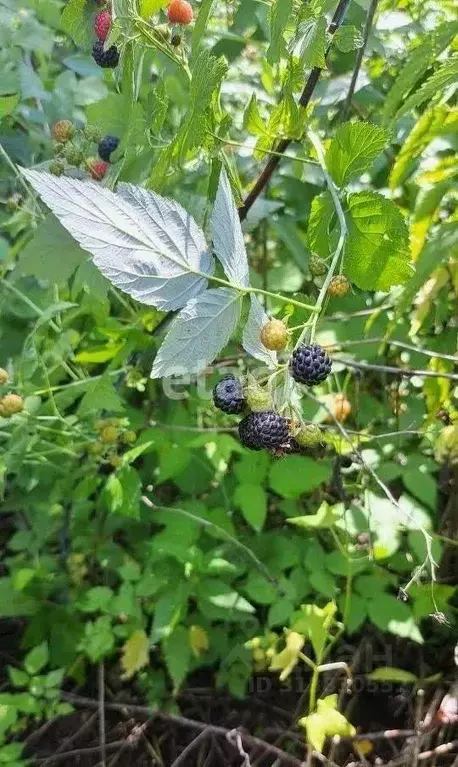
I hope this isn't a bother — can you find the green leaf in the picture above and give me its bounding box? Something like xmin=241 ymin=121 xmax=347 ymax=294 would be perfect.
xmin=8 ymin=667 xmax=29 ymax=688
xmin=163 ymin=626 xmax=191 ymax=691
xmin=244 ymin=572 xmax=277 ymax=605
xmin=234 ymin=484 xmax=267 ymax=532
xmin=333 ymin=25 xmax=363 ymax=52
xmin=396 ymin=55 xmax=458 ymax=118
xmin=271 ymin=218 xmax=310 ymax=271
xmin=269 ymin=456 xmax=331 ymax=498
xmin=367 ymin=594 xmax=423 ymax=644
xmin=150 ymin=584 xmax=189 ymax=642
xmin=80 ymin=616 xmax=115 ymax=662
xmin=326 ymin=122 xmax=389 ymax=187
xmin=382 ymin=20 xmax=458 ymax=123
xmin=344 ymin=191 xmax=413 ymax=290
xmin=78 ymin=372 xmax=124 ymax=415
xmin=18 ymin=215 xmax=86 ymax=282
xmin=268 ymin=598 xmax=294 ymax=627
xmin=192 ymin=0 xmax=217 ymax=54
xmin=389 ymin=106 xmax=458 ymax=188
xmin=139 ymin=0 xmax=169 ymax=16
xmin=267 ymin=0 xmax=294 ymax=64
xmin=292 ymin=602 xmax=337 ymax=660
xmin=24 ymin=642 xmax=49 ymax=675
xmin=243 ymin=95 xmax=268 ymax=137
xmin=0 ymin=94 xmax=19 ymax=120
xmin=307 ymin=191 xmax=339 ymax=258
xmin=292 ymin=14 xmax=327 ymax=68
xmin=117 ymin=466 xmax=141 ymax=518
xmin=367 ymin=667 xmax=418 ymax=683
xmin=287 ymin=501 xmax=342 ymax=529
xmin=61 ymin=0 xmax=94 ymax=50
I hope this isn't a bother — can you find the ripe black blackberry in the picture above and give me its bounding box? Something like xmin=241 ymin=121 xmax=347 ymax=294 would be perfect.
xmin=290 ymin=344 xmax=332 ymax=386
xmin=213 ymin=375 xmax=245 ymax=415
xmin=98 ymin=135 xmax=119 ymax=161
xmin=92 ymin=41 xmax=119 ymax=68
xmin=238 ymin=411 xmax=289 ymax=451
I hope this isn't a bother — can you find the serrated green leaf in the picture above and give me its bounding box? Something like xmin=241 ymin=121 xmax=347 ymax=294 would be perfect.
xmin=18 ymin=215 xmax=86 ymax=282
xmin=24 ymin=642 xmax=49 ymax=675
xmin=163 ymin=626 xmax=191 ymax=691
xmin=78 ymin=372 xmax=124 ymax=415
xmin=326 ymin=122 xmax=388 ymax=187
xmin=267 ymin=0 xmax=294 ymax=63
xmin=292 ymin=14 xmax=327 ymax=68
xmin=390 ymin=106 xmax=458 ymax=188
xmin=344 ymin=191 xmax=413 ymax=291
xmin=244 ymin=94 xmax=268 ymax=137
xmin=61 ymin=0 xmax=93 ymax=50
xmin=396 ymin=55 xmax=458 ymax=118
xmin=367 ymin=594 xmax=423 ymax=643
xmin=269 ymin=456 xmax=331 ymax=498
xmin=382 ymin=21 xmax=458 ymax=123
xmin=192 ymin=0 xmax=217 ymax=54
xmin=307 ymin=191 xmax=339 ymax=258
xmin=333 ymin=25 xmax=363 ymax=52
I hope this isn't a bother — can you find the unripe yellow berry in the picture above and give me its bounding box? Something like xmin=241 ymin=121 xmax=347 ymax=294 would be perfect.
xmin=0 ymin=368 xmax=9 ymax=385
xmin=0 ymin=393 xmax=24 ymax=418
xmin=260 ymin=319 xmax=288 ymax=351
xmin=327 ymin=275 xmax=350 ymax=297
xmin=329 ymin=393 xmax=352 ymax=423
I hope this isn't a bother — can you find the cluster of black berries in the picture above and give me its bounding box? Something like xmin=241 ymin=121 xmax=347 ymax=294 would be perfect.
xmin=212 ymin=344 xmax=331 ymax=453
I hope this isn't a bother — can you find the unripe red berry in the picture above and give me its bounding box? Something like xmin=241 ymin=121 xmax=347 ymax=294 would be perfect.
xmin=52 ymin=120 xmax=74 ymax=143
xmin=167 ymin=0 xmax=193 ymax=25
xmin=327 ymin=275 xmax=350 ymax=297
xmin=87 ymin=158 xmax=109 ymax=180
xmin=260 ymin=319 xmax=288 ymax=351
xmin=94 ymin=9 xmax=111 ymax=42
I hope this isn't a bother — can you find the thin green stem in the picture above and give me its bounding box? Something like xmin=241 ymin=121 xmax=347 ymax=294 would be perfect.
xmin=134 ymin=19 xmax=191 ymax=81
xmin=203 ymin=271 xmax=318 ymax=311
xmin=304 ymin=130 xmax=348 ymax=345
xmin=0 ymin=278 xmax=60 ymax=333
xmin=208 ymin=130 xmax=320 ymax=167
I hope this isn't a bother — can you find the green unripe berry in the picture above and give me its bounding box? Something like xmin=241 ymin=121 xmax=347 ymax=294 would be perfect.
xmin=89 ymin=441 xmax=104 ymax=456
xmin=84 ymin=124 xmax=102 ymax=142
xmin=309 ymin=255 xmax=327 ymax=277
xmin=49 ymin=160 xmax=65 ymax=177
xmin=63 ymin=145 xmax=83 ymax=166
xmin=110 ymin=454 xmax=122 ymax=468
xmin=100 ymin=425 xmax=119 ymax=444
xmin=122 ymin=430 xmax=137 ymax=444
xmin=294 ymin=423 xmax=323 ymax=448
xmin=245 ymin=382 xmax=272 ymax=413
xmin=0 ymin=368 xmax=9 ymax=385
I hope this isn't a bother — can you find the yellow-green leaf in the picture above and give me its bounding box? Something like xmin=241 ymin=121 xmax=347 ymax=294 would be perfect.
xmin=366 ymin=666 xmax=418 ymax=683
xmin=139 ymin=0 xmax=169 ymax=18
xmin=120 ymin=629 xmax=149 ymax=679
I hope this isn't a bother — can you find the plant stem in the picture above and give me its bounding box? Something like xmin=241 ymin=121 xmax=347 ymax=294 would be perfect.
xmin=305 ymin=130 xmax=348 ymax=345
xmin=203 ymin=271 xmax=318 ymax=311
xmin=341 ymin=0 xmax=379 ymax=121
xmin=238 ymin=0 xmax=352 ymax=221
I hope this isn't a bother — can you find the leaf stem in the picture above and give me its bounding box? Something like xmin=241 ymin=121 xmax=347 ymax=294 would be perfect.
xmin=202 ymin=272 xmax=318 ymax=311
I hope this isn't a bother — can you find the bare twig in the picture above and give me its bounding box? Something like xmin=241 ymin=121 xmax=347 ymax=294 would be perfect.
xmin=331 ymin=337 xmax=458 ymax=363
xmin=61 ymin=692 xmax=306 ymax=767
xmin=337 ymin=357 xmax=458 ymax=381
xmin=35 ymin=740 xmax=129 ymax=764
xmin=341 ymin=0 xmax=379 ymax=120
xmin=239 ymin=0 xmax=352 ymax=221
xmin=171 ymin=730 xmax=209 ymax=766
xmin=99 ymin=662 xmax=107 ymax=767
xmin=39 ymin=712 xmax=99 ymax=767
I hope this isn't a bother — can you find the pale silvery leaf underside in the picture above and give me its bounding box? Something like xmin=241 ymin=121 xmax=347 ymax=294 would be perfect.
xmin=151 ymin=288 xmax=242 ymax=378
xmin=22 ymin=170 xmax=213 ymax=311
xmin=211 ymin=169 xmax=249 ymax=288
xmin=242 ymin=295 xmax=277 ymax=369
